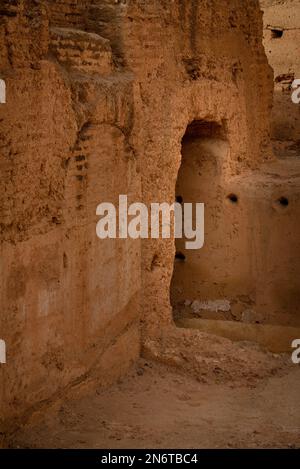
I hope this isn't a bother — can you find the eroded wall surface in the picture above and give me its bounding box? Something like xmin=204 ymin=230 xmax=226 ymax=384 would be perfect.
xmin=0 ymin=0 xmax=141 ymax=430
xmin=1 ymin=0 xmax=298 ymax=432
xmin=261 ymin=0 xmax=300 ymax=148
xmin=123 ymin=0 xmax=273 ymax=340
xmin=160 ymin=1 xmax=300 ymax=331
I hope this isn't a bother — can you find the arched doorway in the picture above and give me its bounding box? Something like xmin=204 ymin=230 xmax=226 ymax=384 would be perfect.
xmin=171 ymin=120 xmax=233 ymax=323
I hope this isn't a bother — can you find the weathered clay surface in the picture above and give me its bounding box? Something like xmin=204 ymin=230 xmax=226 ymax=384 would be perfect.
xmin=261 ymin=0 xmax=300 ymax=148
xmin=0 ymin=0 xmax=141 ymax=432
xmin=0 ymin=0 xmax=299 ymax=440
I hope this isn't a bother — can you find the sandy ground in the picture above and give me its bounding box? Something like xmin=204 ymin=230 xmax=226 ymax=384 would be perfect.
xmin=10 ymin=360 xmax=300 ymax=449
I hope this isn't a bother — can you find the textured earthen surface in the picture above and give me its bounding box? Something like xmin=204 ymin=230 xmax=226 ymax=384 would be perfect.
xmin=261 ymin=0 xmax=300 ymax=148
xmin=0 ymin=0 xmax=299 ymax=443
xmin=9 ymin=360 xmax=300 ymax=449
xmin=0 ymin=0 xmax=141 ymax=432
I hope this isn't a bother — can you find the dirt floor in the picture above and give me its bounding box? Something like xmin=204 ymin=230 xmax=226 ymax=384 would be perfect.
xmin=10 ymin=359 xmax=300 ymax=449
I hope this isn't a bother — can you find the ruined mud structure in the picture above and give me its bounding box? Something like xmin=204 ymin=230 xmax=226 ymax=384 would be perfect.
xmin=0 ymin=0 xmax=300 ymax=442
xmin=262 ymin=0 xmax=300 ymax=148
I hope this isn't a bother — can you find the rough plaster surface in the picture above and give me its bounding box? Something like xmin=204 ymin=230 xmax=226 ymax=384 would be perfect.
xmin=261 ymin=0 xmax=300 ymax=145
xmin=0 ymin=0 xmax=141 ymax=431
xmin=0 ymin=0 xmax=299 ymax=437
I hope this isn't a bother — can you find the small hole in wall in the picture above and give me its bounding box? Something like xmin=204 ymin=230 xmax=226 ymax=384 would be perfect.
xmin=175 ymin=252 xmax=186 ymax=262
xmin=227 ymin=193 xmax=238 ymax=204
xmin=176 ymin=195 xmax=183 ymax=204
xmin=277 ymin=196 xmax=289 ymax=207
xmin=151 ymin=254 xmax=160 ymax=271
xmin=271 ymin=28 xmax=283 ymax=39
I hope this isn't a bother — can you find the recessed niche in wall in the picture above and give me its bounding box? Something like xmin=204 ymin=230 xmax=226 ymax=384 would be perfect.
xmin=171 ymin=119 xmax=230 ymax=322
xmin=278 ymin=196 xmax=289 ymax=206
xmin=274 ymin=196 xmax=289 ymax=210
xmin=272 ymin=196 xmax=290 ymax=213
xmin=271 ymin=28 xmax=283 ymax=39
xmin=227 ymin=193 xmax=238 ymax=204
xmin=175 ymin=251 xmax=186 ymax=261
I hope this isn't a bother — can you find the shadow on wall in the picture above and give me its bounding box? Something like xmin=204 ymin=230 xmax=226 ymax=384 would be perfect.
xmin=171 ymin=120 xmax=300 ymax=350
xmin=170 ymin=119 xmax=232 ymax=321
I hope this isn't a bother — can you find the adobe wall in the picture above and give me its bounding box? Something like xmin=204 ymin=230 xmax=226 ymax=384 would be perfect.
xmin=136 ymin=0 xmax=300 ymax=334
xmin=121 ymin=0 xmax=273 ymax=338
xmin=261 ymin=0 xmax=300 ymax=148
xmin=1 ymin=0 xmax=297 ymax=434
xmin=0 ymin=0 xmax=141 ymax=431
